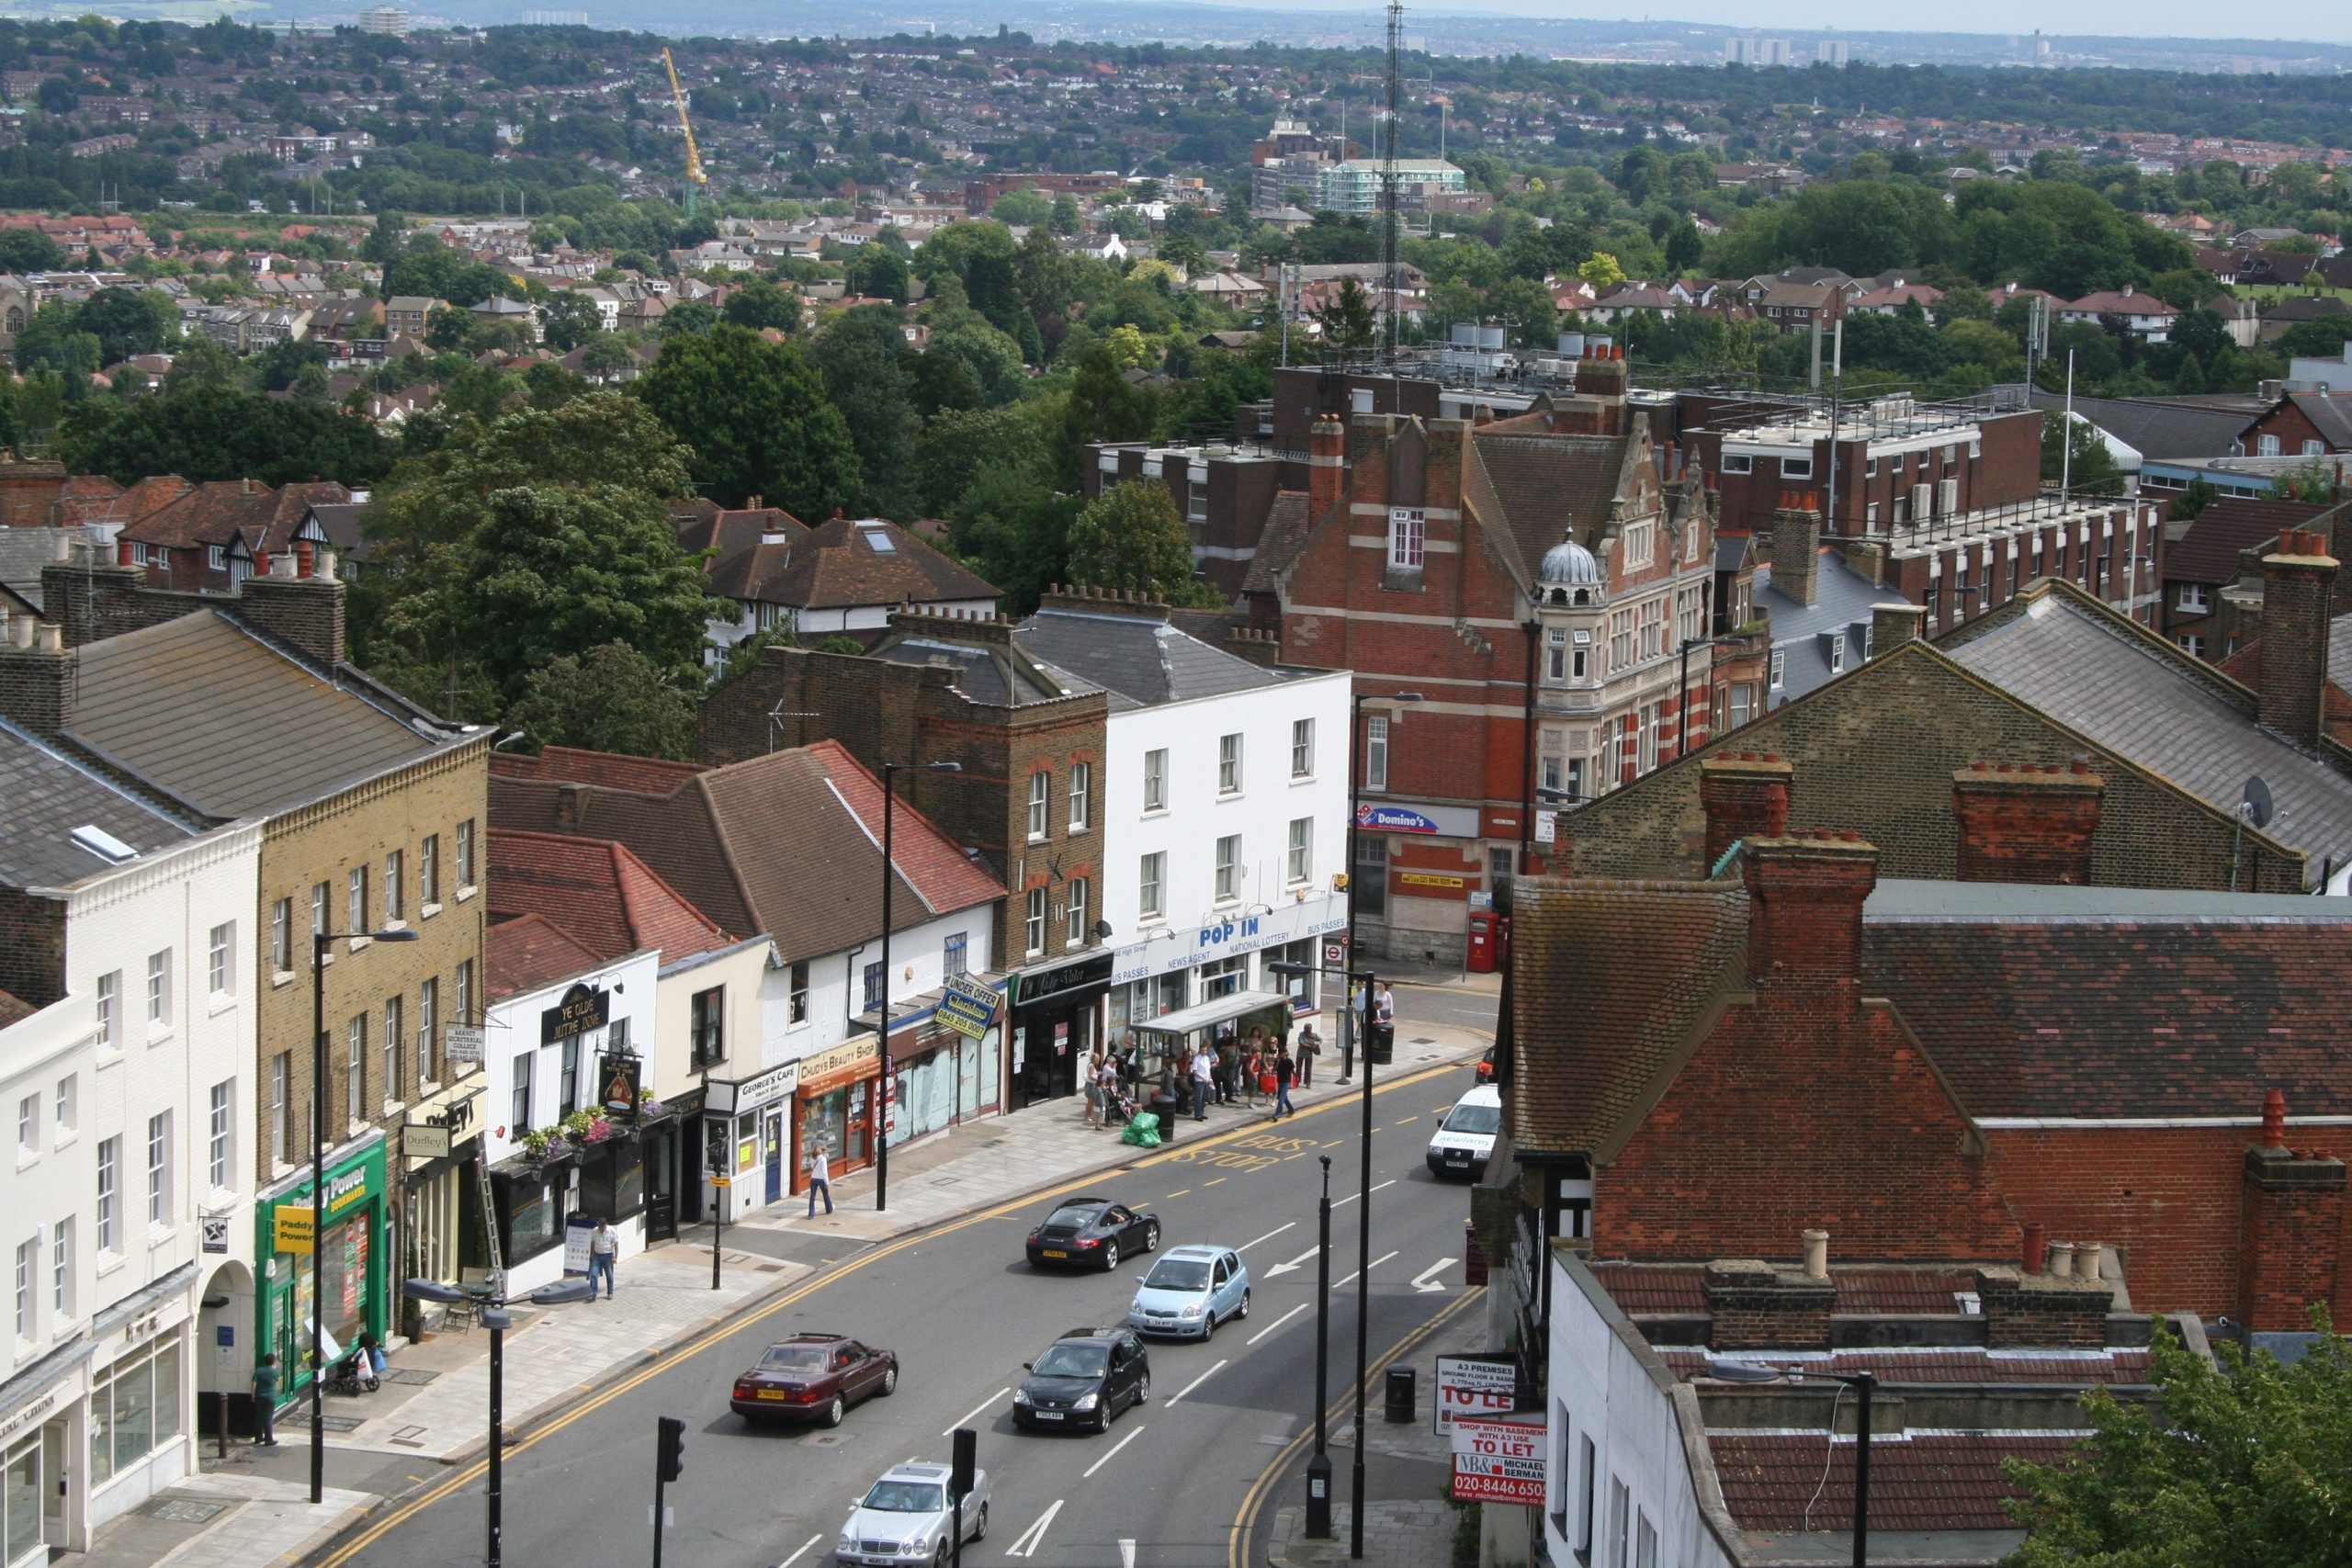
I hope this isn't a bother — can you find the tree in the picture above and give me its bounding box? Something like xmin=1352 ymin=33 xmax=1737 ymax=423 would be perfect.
xmin=808 ymin=305 xmax=918 ymax=517
xmin=1315 ymin=277 xmax=1378 ymax=360
xmin=721 ymin=277 xmax=803 ymax=333
xmin=1058 ymin=340 xmax=1154 ymax=486
xmin=990 ymin=189 xmax=1052 ymax=228
xmin=2043 ymin=412 xmax=2120 ymax=491
xmin=2006 ymin=1319 xmax=2352 ymax=1568
xmin=61 ymin=383 xmax=390 ymax=487
xmin=540 ymin=292 xmax=605 ymax=353
xmin=0 ymin=229 xmax=66 ymax=274
xmin=1065 ymin=480 xmax=1218 ymax=605
xmin=843 ymin=243 xmax=910 ymax=305
xmin=425 ymin=304 xmax=474 ymax=352
xmin=1578 ymin=252 xmax=1627 ymax=289
xmin=74 ymin=288 xmax=178 ymax=367
xmin=659 ymin=299 xmax=718 ymax=337
xmin=634 ymin=323 xmax=861 ymax=515
xmin=507 ymin=641 xmax=699 ymax=759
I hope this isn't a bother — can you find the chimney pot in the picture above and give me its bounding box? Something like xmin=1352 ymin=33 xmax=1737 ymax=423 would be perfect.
xmin=1801 ymin=1228 xmax=1829 ymax=1280
xmin=33 ymin=623 xmax=61 ymax=654
xmin=2261 ymin=1088 xmax=2288 ymax=1149
xmin=116 ymin=537 xmax=134 ymax=567
xmin=2075 ymin=1241 xmax=2104 ymax=1282
xmin=2047 ymin=1240 xmax=2075 ymax=1278
xmin=2022 ymin=1222 xmax=2047 ymax=1274
xmin=9 ymin=615 xmax=32 ymax=649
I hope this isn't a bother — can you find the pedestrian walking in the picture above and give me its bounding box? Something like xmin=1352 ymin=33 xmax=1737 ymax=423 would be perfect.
xmin=1241 ymin=1043 xmax=1262 ymax=1110
xmin=1190 ymin=1045 xmax=1215 ymax=1121
xmin=1295 ymin=1023 xmax=1320 ymax=1088
xmin=587 ymin=1217 xmax=617 ymax=1298
xmin=1218 ymin=1034 xmax=1241 ymax=1104
xmin=252 ymin=1354 xmax=281 ymax=1446
xmin=1273 ymin=1046 xmax=1296 ymax=1119
xmin=806 ymin=1139 xmax=834 ymax=1216
xmin=1083 ymin=1050 xmax=1104 ymax=1126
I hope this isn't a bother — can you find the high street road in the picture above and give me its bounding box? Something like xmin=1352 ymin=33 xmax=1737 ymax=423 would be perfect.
xmin=319 ymin=1052 xmax=1488 ymax=1568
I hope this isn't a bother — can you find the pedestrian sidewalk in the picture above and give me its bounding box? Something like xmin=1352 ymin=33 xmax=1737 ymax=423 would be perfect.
xmin=85 ymin=1010 xmax=1490 ymax=1568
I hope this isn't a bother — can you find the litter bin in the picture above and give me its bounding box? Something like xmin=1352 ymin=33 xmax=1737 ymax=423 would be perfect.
xmin=1368 ymin=1022 xmax=1395 ymax=1066
xmin=1385 ymin=1366 xmax=1416 ymax=1424
xmin=1148 ymin=1089 xmax=1182 ymax=1146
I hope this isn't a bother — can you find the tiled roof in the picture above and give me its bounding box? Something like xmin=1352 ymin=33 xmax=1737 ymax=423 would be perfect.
xmin=1508 ymin=875 xmax=1750 ymax=1156
xmin=1941 ymin=586 xmax=2352 ymax=879
xmin=1241 ymin=489 xmax=1312 ymax=596
xmin=672 ymin=498 xmax=808 ymax=573
xmin=2165 ymin=498 xmax=2328 ymax=583
xmin=1708 ymin=1431 xmax=2082 ymax=1534
xmin=489 ymin=739 xmax=1002 ymax=961
xmin=1014 ymin=604 xmax=1284 ymax=712
xmin=486 ymin=829 xmax=729 ymax=966
xmin=485 ymin=912 xmax=602 ymax=1002
xmin=712 ymin=514 xmax=999 ymax=612
xmin=0 ymin=988 xmax=32 ymax=1029
xmin=1465 ymin=422 xmax=1640 ymax=589
xmin=63 ymin=611 xmax=470 ymax=819
xmin=2281 ymin=390 xmax=2352 ymax=449
xmin=1864 ymin=905 xmax=2352 ymax=1120
xmin=119 ymin=479 xmax=350 ymax=555
xmin=492 ymin=746 xmax=709 ymax=794
xmin=0 ymin=719 xmax=197 ymax=889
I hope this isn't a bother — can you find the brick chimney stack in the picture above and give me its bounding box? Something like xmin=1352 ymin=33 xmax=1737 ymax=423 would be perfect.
xmin=2257 ymin=527 xmax=2337 ymax=750
xmin=1551 ymin=341 xmax=1628 ymax=437
xmin=1742 ymin=830 xmax=1878 ymax=1010
xmin=1951 ymin=759 xmax=2106 ymax=885
xmin=1769 ymin=491 xmax=1822 ymax=608
xmin=1871 ymin=601 xmax=1927 ymax=653
xmin=1699 ymin=751 xmax=1792 ymax=870
xmin=235 ymin=545 xmax=348 ymax=669
xmin=1306 ymin=416 xmax=1346 ymax=524
xmin=0 ymin=612 xmax=70 ymax=738
xmin=2237 ymin=1089 xmax=2346 ymax=1333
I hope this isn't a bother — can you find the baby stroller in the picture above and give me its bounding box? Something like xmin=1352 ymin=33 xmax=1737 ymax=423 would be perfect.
xmin=325 ymin=1353 xmax=379 ymax=1396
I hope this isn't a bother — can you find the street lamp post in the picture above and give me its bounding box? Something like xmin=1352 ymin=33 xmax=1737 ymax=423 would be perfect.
xmin=1709 ymin=1359 xmax=1875 ymax=1568
xmin=1305 ymin=1154 xmax=1334 ymax=1537
xmin=876 ymin=761 xmax=961 ymax=1213
xmin=307 ymin=923 xmax=420 ymax=1505
xmin=1343 ymin=691 xmax=1420 ymax=1084
xmin=408 ymin=1277 xmax=594 ymax=1568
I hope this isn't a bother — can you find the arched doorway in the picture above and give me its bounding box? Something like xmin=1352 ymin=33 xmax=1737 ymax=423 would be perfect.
xmin=196 ymin=1261 xmax=256 ymax=1445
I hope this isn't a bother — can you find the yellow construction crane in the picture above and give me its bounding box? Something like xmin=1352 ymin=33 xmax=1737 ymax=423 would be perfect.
xmin=661 ymin=47 xmax=707 ymax=216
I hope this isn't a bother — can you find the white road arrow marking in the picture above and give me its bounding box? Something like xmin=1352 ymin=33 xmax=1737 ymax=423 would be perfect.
xmin=1120 ymin=1540 xmax=1137 ymax=1568
xmin=1238 ymin=1221 xmax=1296 ymax=1253
xmin=1168 ymin=1358 xmax=1227 ymax=1406
xmin=1410 ymin=1258 xmax=1452 ymax=1294
xmin=1333 ymin=1250 xmax=1399 ymax=1290
xmin=1264 ymin=1243 xmax=1321 ymax=1279
xmin=1247 ymin=1303 xmax=1310 ymax=1345
xmin=1005 ymin=1500 xmax=1064 ymax=1558
xmin=776 ymin=1534 xmax=823 ymax=1568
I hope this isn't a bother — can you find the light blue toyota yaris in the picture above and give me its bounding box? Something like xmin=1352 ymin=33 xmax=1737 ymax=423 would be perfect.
xmin=1126 ymin=1245 xmax=1250 ymax=1340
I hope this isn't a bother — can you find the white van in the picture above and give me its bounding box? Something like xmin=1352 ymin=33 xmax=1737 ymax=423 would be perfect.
xmin=1425 ymin=1085 xmax=1500 ymax=1179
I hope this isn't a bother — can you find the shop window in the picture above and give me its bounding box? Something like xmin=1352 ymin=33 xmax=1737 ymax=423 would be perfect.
xmin=1201 ymin=955 xmax=1247 ymax=998
xmin=499 ymin=1168 xmax=563 ymax=1261
xmin=89 ymin=1337 xmax=180 ymax=1485
xmin=1272 ymin=939 xmax=1318 ymax=1011
xmin=576 ymin=1139 xmax=645 ymax=1224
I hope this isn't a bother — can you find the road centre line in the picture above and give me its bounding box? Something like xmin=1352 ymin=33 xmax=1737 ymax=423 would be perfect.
xmin=1080 ymin=1424 xmax=1147 ymax=1480
xmin=1395 ymin=1115 xmax=1419 ymax=1123
xmin=1333 ymin=1251 xmax=1399 ymax=1290
xmin=776 ymin=1533 xmax=823 ymax=1568
xmin=1237 ymin=1222 xmax=1295 ymax=1253
xmin=1204 ymin=1177 xmax=1227 ymax=1186
xmin=1329 ymin=1179 xmax=1398 ymax=1209
xmin=944 ymin=1389 xmax=1007 ymax=1438
xmin=1167 ymin=1359 xmax=1228 ymax=1406
xmin=314 ymin=1060 xmax=1464 ymax=1568
xmin=1246 ymin=1303 xmax=1309 ymax=1346
xmin=1165 ymin=1188 xmax=1190 ymax=1199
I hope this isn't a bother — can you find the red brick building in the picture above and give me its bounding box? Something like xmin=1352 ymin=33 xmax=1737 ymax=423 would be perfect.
xmin=114 ymin=478 xmax=353 ymax=594
xmin=1249 ymin=346 xmax=1722 ymax=961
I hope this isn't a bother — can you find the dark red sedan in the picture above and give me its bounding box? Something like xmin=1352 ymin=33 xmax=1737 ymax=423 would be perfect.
xmin=729 ymin=1333 xmax=898 ymax=1427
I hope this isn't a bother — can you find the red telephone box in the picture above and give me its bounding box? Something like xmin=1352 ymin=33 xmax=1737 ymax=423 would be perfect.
xmin=1465 ymin=912 xmax=1498 ymax=974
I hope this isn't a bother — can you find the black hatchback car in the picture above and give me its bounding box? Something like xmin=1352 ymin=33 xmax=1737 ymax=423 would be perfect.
xmin=1023 ymin=1197 xmax=1161 ymax=1271
xmin=1012 ymin=1326 xmax=1150 ymax=1433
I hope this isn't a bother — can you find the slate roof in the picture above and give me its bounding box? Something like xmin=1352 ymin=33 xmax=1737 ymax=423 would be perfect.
xmin=487 ymin=829 xmax=729 ymax=967
xmin=485 ymin=912 xmax=603 ymax=1002
xmin=672 ymin=498 xmax=807 ymax=571
xmin=2164 ymin=497 xmax=2326 ymax=583
xmin=1013 ymin=604 xmax=1285 ymax=713
xmin=488 ymin=739 xmax=1002 ymax=961
xmin=708 ymin=515 xmax=998 ymax=613
xmin=301 ymin=502 xmax=371 ymax=566
xmin=0 ymin=528 xmax=70 ymax=612
xmin=2028 ymin=390 xmax=2247 ymax=460
xmin=1464 ymin=421 xmax=1639 ymax=588
xmin=1863 ymin=880 xmax=2352 ymax=1120
xmin=0 ymin=717 xmax=198 ymax=890
xmin=1241 ymin=490 xmax=1312 ymax=596
xmin=1941 ymin=587 xmax=2352 ymax=881
xmin=1507 ymin=874 xmax=1750 ymax=1157
xmin=1708 ymin=1432 xmax=2080 ymax=1535
xmin=1755 ymin=549 xmax=1884 ymax=708
xmin=868 ymin=633 xmax=1097 ymax=708
xmin=62 ymin=610 xmax=471 ymax=818
xmin=2275 ymin=390 xmax=2352 ymax=449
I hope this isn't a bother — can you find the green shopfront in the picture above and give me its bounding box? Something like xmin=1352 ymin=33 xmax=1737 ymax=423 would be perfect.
xmin=254 ymin=1139 xmax=389 ymax=1398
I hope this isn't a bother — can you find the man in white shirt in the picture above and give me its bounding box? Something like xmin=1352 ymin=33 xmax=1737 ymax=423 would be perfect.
xmin=806 ymin=1140 xmax=834 ymax=1216
xmin=1190 ymin=1048 xmax=1216 ymax=1121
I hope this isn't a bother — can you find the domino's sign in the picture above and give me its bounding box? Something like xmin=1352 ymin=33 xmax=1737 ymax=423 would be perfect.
xmin=1356 ymin=805 xmax=1442 ymax=833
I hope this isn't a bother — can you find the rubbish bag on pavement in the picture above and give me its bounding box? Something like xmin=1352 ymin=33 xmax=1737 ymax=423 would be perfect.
xmin=1120 ymin=1111 xmax=1162 ymax=1147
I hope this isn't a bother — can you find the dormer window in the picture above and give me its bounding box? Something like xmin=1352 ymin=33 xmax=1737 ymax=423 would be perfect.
xmin=1387 ymin=508 xmax=1425 ymax=572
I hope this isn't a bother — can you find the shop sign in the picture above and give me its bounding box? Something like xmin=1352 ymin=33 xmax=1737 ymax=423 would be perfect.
xmin=543 ymin=982 xmax=611 ymax=1044
xmin=1115 ymin=900 xmax=1349 ymax=985
xmin=600 ymin=1054 xmax=641 ymax=1122
xmin=415 ymin=1083 xmax=481 ymax=1141
xmin=275 ymin=1205 xmax=315 ymax=1255
xmin=937 ymin=975 xmax=998 ymax=1042
xmin=404 ymin=1124 xmax=451 ymax=1160
xmin=1399 ymin=872 xmax=1468 ymax=890
xmin=1434 ymin=1354 xmax=1520 ymax=1435
xmin=200 ymin=1210 xmax=232 ymax=1254
xmin=0 ymin=1393 xmax=55 ymax=1442
xmin=798 ymin=1037 xmax=878 ymax=1085
xmin=1451 ymin=1415 xmax=1546 ymax=1506
xmin=444 ymin=1025 xmax=485 ymax=1064
xmin=1357 ymin=804 xmax=1442 ymax=832
xmin=325 ymin=1164 xmax=370 ymax=1217
xmin=1534 ymin=809 xmax=1557 ymax=846
xmin=717 ymin=1061 xmax=800 ymax=1115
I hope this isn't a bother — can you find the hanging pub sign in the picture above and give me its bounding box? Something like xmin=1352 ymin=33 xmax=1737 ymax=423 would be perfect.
xmin=600 ymin=1053 xmax=642 ymax=1122
xmin=543 ymin=981 xmax=611 ymax=1043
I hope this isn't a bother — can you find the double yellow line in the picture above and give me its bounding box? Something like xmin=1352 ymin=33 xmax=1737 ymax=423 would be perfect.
xmin=1227 ymin=1285 xmax=1487 ymax=1568
xmin=318 ymin=1059 xmax=1465 ymax=1567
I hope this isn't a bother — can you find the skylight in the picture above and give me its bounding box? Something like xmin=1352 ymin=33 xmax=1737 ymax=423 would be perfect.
xmin=860 ymin=525 xmax=897 ymax=555
xmin=70 ymin=824 xmax=138 ymax=865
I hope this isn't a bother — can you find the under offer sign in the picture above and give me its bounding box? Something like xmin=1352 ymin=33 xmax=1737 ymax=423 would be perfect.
xmin=1451 ymin=1414 xmax=1547 ymax=1506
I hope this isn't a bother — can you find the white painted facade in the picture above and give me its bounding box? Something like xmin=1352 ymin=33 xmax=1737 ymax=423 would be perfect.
xmin=703 ymin=591 xmax=996 ymax=669
xmin=0 ymin=820 xmax=263 ymax=1563
xmin=1103 ymin=668 xmax=1353 ymax=1034
xmin=1544 ymin=1248 xmax=1739 ymax=1568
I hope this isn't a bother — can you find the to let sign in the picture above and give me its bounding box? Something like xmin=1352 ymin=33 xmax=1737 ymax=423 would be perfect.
xmin=1450 ymin=1414 xmax=1546 ymax=1506
xmin=1434 ymin=1353 xmax=1519 ymax=1435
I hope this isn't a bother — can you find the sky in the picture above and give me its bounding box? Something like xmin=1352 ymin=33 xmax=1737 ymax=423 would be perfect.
xmin=1268 ymin=0 xmax=2352 ymax=46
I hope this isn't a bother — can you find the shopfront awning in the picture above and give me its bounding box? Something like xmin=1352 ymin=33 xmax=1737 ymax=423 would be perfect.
xmin=1130 ymin=989 xmax=1294 ymax=1039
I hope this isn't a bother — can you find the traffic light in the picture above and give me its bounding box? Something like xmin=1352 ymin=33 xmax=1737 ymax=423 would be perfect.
xmin=656 ymin=1416 xmax=685 ymax=1483
xmin=950 ymin=1427 xmax=977 ymax=1499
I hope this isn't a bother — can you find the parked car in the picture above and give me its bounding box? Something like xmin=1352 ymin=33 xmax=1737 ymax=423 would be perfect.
xmin=1126 ymin=1245 xmax=1250 ymax=1340
xmin=835 ymin=1461 xmax=988 ymax=1566
xmin=1425 ymin=1085 xmax=1500 ymax=1179
xmin=1023 ymin=1196 xmax=1162 ymax=1271
xmin=1012 ymin=1325 xmax=1152 ymax=1433
xmin=730 ymin=1333 xmax=898 ymax=1427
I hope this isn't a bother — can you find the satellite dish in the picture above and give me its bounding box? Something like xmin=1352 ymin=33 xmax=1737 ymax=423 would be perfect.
xmin=2242 ymin=775 xmax=2275 ymax=831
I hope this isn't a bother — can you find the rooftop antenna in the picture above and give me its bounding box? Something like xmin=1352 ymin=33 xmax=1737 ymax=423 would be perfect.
xmin=1381 ymin=0 xmax=1404 ymax=367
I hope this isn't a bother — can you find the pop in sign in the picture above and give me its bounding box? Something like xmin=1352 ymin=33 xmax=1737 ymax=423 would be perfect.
xmin=1450 ymin=1414 xmax=1546 ymax=1506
